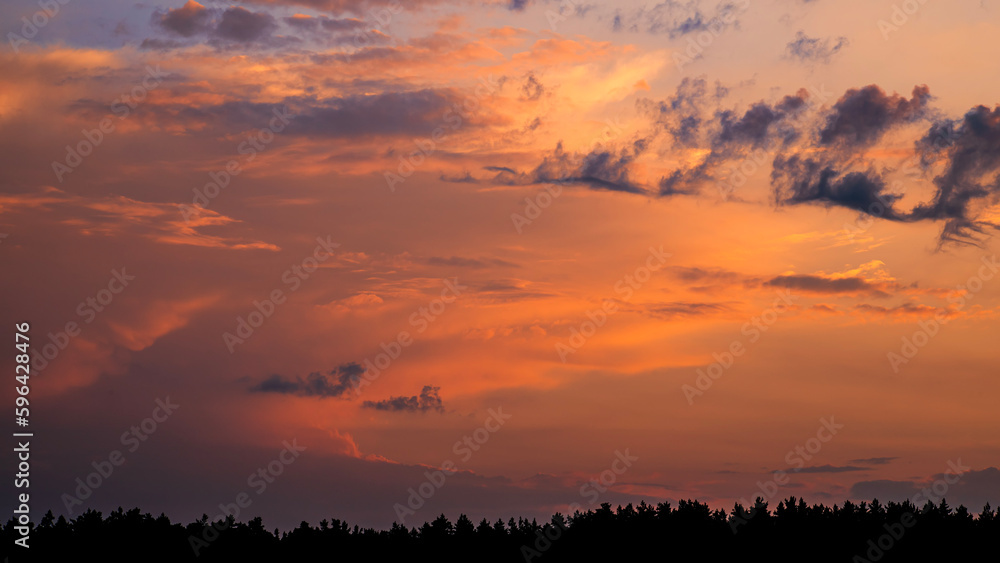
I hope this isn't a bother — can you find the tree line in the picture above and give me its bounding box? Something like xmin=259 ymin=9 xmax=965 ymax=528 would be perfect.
xmin=2 ymin=496 xmax=997 ymax=561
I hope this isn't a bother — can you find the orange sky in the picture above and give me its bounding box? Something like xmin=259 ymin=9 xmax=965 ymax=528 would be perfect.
xmin=2 ymin=0 xmax=999 ymax=529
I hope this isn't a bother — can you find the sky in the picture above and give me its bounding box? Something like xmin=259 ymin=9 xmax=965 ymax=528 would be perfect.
xmin=2 ymin=0 xmax=1000 ymax=531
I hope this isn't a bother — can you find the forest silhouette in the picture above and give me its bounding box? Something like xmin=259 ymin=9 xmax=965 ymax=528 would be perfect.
xmin=2 ymin=496 xmax=997 ymax=561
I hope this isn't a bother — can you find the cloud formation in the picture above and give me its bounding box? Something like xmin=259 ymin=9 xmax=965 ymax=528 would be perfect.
xmin=152 ymin=2 xmax=278 ymax=44
xmin=362 ymin=385 xmax=445 ymax=412
xmin=785 ymin=31 xmax=849 ymax=64
xmin=250 ymin=363 xmax=365 ymax=398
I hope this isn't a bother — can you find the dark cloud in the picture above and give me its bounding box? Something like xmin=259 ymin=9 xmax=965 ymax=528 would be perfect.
xmin=910 ymin=105 xmax=1000 ymax=244
xmin=289 ymin=89 xmax=458 ymax=138
xmin=152 ymin=1 xmax=213 ymax=37
xmin=651 ymin=86 xmax=810 ymax=195
xmin=785 ymin=31 xmax=849 ymax=64
xmin=151 ymin=2 xmax=281 ymax=46
xmin=771 ymin=155 xmax=904 ymax=218
xmin=521 ymin=73 xmax=544 ymax=101
xmin=819 ymin=84 xmax=931 ymax=148
xmin=487 ymin=141 xmax=648 ymax=194
xmin=249 ymin=363 xmax=365 ymax=398
xmin=425 ymin=256 xmax=518 ymax=268
xmin=854 ymin=303 xmax=940 ymax=317
xmin=438 ymin=171 xmax=479 ymax=184
xmin=362 ymin=385 xmax=444 ymax=413
xmin=283 ymin=15 xmax=365 ymax=33
xmin=638 ymin=77 xmax=720 ymax=148
xmin=221 ymin=0 xmax=441 ymax=17
xmin=850 ymin=457 xmax=899 ymax=465
xmin=849 ymin=479 xmax=920 ymax=501
xmin=667 ymin=266 xmax=755 ymax=286
xmin=148 ymin=89 xmax=458 ymax=140
xmin=494 ymin=80 xmax=993 ymax=246
xmin=643 ymin=301 xmax=733 ymax=318
xmin=472 ymin=279 xmax=556 ymax=303
xmin=770 ymin=86 xmax=1000 ymax=245
xmin=658 ymin=167 xmax=705 ymax=196
xmin=850 ymin=467 xmax=1000 ymax=510
xmin=484 ymin=165 xmax=518 ymax=175
xmin=765 ymin=274 xmax=892 ymax=297
xmin=769 ymin=86 xmax=922 ymax=217
xmin=713 ymin=90 xmax=810 ymax=150
xmin=214 ymin=7 xmax=278 ymax=42
xmin=792 ymin=464 xmax=869 ymax=473
xmin=613 ymin=1 xmax=747 ymax=38
xmin=500 ymin=81 xmax=803 ymax=198
xmin=138 ymin=37 xmax=186 ymax=51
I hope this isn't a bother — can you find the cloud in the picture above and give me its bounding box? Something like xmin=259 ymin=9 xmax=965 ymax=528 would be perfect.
xmin=765 ymin=274 xmax=894 ymax=297
xmin=819 ymin=85 xmax=931 ymax=148
xmin=470 ymin=279 xmax=556 ymax=303
xmin=0 ymin=189 xmax=277 ymax=251
xmin=152 ymin=3 xmax=278 ymax=45
xmin=641 ymin=301 xmax=734 ymax=319
xmin=769 ymin=86 xmax=929 ymax=225
xmin=792 ymin=464 xmax=869 ymax=473
xmin=785 ymin=31 xmax=849 ymax=64
xmin=770 ymin=85 xmax=927 ymax=206
xmin=250 ymin=363 xmax=365 ymax=398
xmin=487 ymin=141 xmax=648 ymax=194
xmin=323 ymin=293 xmax=385 ymax=315
xmin=638 ymin=77 xmax=723 ymax=149
xmin=713 ymin=90 xmax=810 ymax=150
xmin=613 ymin=1 xmax=747 ymax=38
xmin=849 ymin=467 xmax=1000 ymax=510
xmin=425 ymin=256 xmax=519 ymax=268
xmin=768 ymin=86 xmax=1000 ymax=245
xmin=642 ymin=82 xmax=810 ymax=195
xmin=214 ymin=7 xmax=278 ymax=42
xmin=667 ymin=266 xmax=759 ymax=289
xmin=283 ymin=14 xmax=366 ymax=33
xmin=362 ymin=385 xmax=444 ymax=412
xmin=289 ymin=89 xmax=461 ymax=138
xmin=853 ymin=303 xmax=949 ymax=320
xmin=849 ymin=479 xmax=921 ymax=500
xmin=135 ymin=90 xmax=463 ymax=141
xmin=771 ymin=156 xmax=904 ymax=218
xmin=911 ymin=105 xmax=1000 ymax=244
xmin=520 ymin=72 xmax=544 ymax=101
xmin=850 ymin=457 xmax=899 ymax=465
xmin=153 ymin=1 xmax=213 ymax=37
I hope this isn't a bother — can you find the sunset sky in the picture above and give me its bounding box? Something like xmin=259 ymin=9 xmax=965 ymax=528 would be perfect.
xmin=2 ymin=0 xmax=1000 ymax=530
